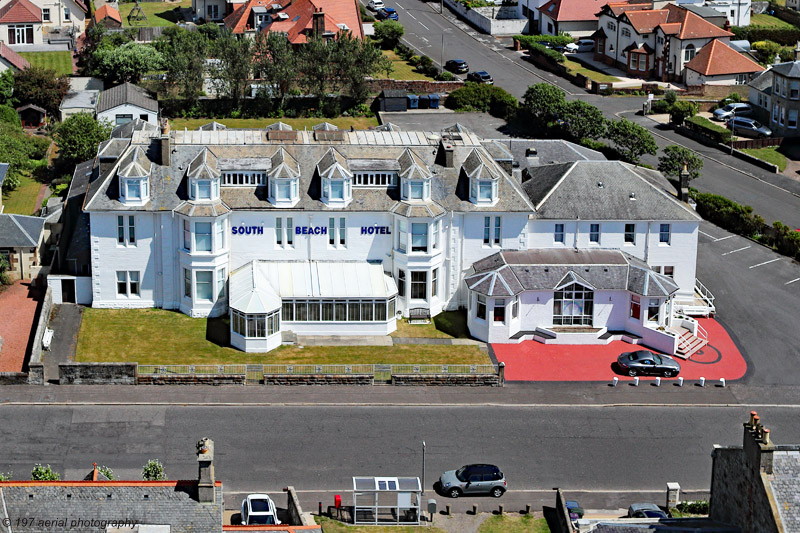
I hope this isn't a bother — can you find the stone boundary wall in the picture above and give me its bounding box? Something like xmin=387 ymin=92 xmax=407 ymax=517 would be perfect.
xmin=29 ymin=287 xmax=53 ymax=369
xmin=0 ymin=373 xmax=32 ymax=385
xmin=137 ymin=374 xmax=246 ymax=385
xmin=391 ymin=374 xmax=501 ymax=386
xmin=443 ymin=0 xmax=527 ymax=35
xmin=285 ymin=486 xmax=316 ymax=526
xmin=58 ymin=363 xmax=137 ymax=385
xmin=263 ymin=374 xmax=374 ymax=385
xmin=365 ymin=79 xmax=464 ymax=94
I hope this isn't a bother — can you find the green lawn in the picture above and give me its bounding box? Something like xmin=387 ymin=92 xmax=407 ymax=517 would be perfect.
xmin=479 ymin=515 xmax=550 ymax=533
xmin=121 ymin=0 xmax=192 ymax=27
xmin=563 ymin=58 xmax=620 ymax=83
xmin=18 ymin=51 xmax=72 ymax=76
xmin=169 ymin=116 xmax=379 ymax=130
xmin=741 ymin=146 xmax=788 ymax=171
xmin=391 ymin=310 xmax=470 ymax=339
xmin=316 ymin=516 xmax=447 ymax=533
xmin=76 ymin=308 xmax=490 ymax=365
xmin=1 ymin=173 xmax=44 ymax=215
xmin=382 ymin=50 xmax=436 ymax=81
xmin=750 ymin=13 xmax=796 ymax=29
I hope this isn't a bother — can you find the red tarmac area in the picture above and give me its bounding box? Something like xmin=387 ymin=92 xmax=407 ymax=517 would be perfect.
xmin=494 ymin=318 xmax=747 ymax=382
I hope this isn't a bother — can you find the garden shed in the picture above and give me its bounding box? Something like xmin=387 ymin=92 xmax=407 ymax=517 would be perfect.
xmin=16 ymin=104 xmax=46 ymax=128
xmin=352 ymin=476 xmax=421 ymax=525
xmin=377 ymin=89 xmax=408 ymax=112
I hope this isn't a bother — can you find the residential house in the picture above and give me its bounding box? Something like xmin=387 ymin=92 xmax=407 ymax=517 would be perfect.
xmin=92 ymin=3 xmax=121 ymax=27
xmin=223 ymin=0 xmax=363 ymax=43
xmin=59 ymin=89 xmax=99 ymax=120
xmin=594 ymin=3 xmax=734 ymax=81
xmin=748 ymin=68 xmax=773 ymax=125
xmin=749 ymin=60 xmax=800 ymax=137
xmin=537 ymin=0 xmax=609 ymax=37
xmin=677 ymin=2 xmax=728 ymax=27
xmin=0 ymin=213 xmax=46 ymax=280
xmin=0 ymin=0 xmax=87 ymax=47
xmin=0 ymin=41 xmax=28 ymax=71
xmin=684 ymin=39 xmax=764 ymax=86
xmin=674 ymin=0 xmax=750 ymax=26
xmin=96 ymin=82 xmax=158 ymax=126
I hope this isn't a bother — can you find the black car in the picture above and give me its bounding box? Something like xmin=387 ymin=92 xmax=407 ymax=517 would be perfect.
xmin=617 ymin=350 xmax=681 ymax=377
xmin=466 ymin=71 xmax=493 ymax=84
xmin=445 ymin=59 xmax=469 ymax=73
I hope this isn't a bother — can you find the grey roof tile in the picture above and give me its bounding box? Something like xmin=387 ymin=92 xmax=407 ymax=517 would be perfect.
xmin=97 ymin=83 xmax=158 ymax=114
xmin=768 ymin=451 xmax=800 ymax=531
xmin=771 ymin=61 xmax=800 ymax=78
xmin=0 ymin=214 xmax=46 ymax=247
xmin=111 ymin=118 xmax=159 ymax=139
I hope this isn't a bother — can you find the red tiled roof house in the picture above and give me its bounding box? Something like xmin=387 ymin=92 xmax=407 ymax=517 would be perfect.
xmin=684 ymin=39 xmax=764 ymax=87
xmin=0 ymin=0 xmax=88 ymax=46
xmin=93 ymin=4 xmax=121 ymax=28
xmin=537 ymin=0 xmax=609 ymax=38
xmin=0 ymin=41 xmax=30 ymax=71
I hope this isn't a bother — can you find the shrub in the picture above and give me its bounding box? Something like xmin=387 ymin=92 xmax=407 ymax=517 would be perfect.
xmin=528 ymin=42 xmax=565 ymax=64
xmin=0 ymin=256 xmax=11 ymax=286
xmin=676 ymin=500 xmax=709 ymax=515
xmin=359 ymin=4 xmax=375 ymax=22
xmin=692 ymin=192 xmax=764 ymax=237
xmin=445 ymin=83 xmax=518 ymax=119
xmin=0 ymin=472 xmax=11 ymax=481
xmin=142 ymin=459 xmax=167 ymax=481
xmin=31 ymin=464 xmax=60 ymax=481
xmin=650 ymin=99 xmax=671 ymax=114
xmin=373 ymin=20 xmax=404 ymax=49
xmin=98 ymin=465 xmax=115 ymax=480
xmin=435 ymin=71 xmax=456 ymax=81
xmin=731 ymin=26 xmax=800 ymax=46
xmin=0 ymin=104 xmax=20 ymax=128
xmin=664 ymin=89 xmax=677 ymax=105
xmin=669 ymin=100 xmax=697 ymax=126
xmin=513 ymin=34 xmax=573 ymax=48
xmin=685 ymin=115 xmax=731 ymax=143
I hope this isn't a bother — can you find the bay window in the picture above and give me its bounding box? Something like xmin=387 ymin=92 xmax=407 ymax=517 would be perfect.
xmin=630 ymin=295 xmax=641 ymax=320
xmin=398 ymin=269 xmax=406 ymax=297
xmin=476 ymin=294 xmax=486 ymax=321
xmin=281 ymin=298 xmax=395 ymax=322
xmin=217 ymin=268 xmax=226 ymax=299
xmin=648 ymin=298 xmax=660 ymax=323
xmin=432 ymin=268 xmax=438 ymax=298
xmin=215 ymin=219 xmax=225 ymax=249
xmin=196 ymin=271 xmax=213 ymax=301
xmin=183 ymin=220 xmax=191 ymax=250
xmin=195 ymin=222 xmax=212 ymax=252
xmin=411 ymin=223 xmax=428 ymax=252
xmin=232 ymin=309 xmax=279 ymax=338
xmin=494 ymin=298 xmax=506 ymax=323
xmin=397 ymin=219 xmax=408 ymax=253
xmin=410 ymin=271 xmax=427 ymax=300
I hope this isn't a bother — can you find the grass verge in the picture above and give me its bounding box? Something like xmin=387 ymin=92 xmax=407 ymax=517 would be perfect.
xmin=391 ymin=311 xmax=470 ymax=339
xmin=121 ymin=0 xmax=192 ymax=27
xmin=382 ymin=50 xmax=435 ymax=81
xmin=18 ymin=51 xmax=73 ymax=76
xmin=169 ymin=116 xmax=379 ymax=131
xmin=1 ymin=173 xmax=43 ymax=215
xmin=316 ymin=516 xmax=447 ymax=533
xmin=76 ymin=308 xmax=490 ymax=365
xmin=563 ymin=57 xmax=620 ymax=83
xmin=741 ymin=146 xmax=788 ymax=171
xmin=478 ymin=514 xmax=551 ymax=532
xmin=750 ymin=14 xmax=796 ymax=28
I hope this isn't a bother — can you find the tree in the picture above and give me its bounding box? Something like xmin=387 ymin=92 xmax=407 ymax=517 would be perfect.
xmin=31 ymin=464 xmax=60 ymax=481
xmin=157 ymin=27 xmax=208 ymax=101
xmin=142 ymin=459 xmax=166 ymax=481
xmin=522 ymin=83 xmax=566 ymax=123
xmin=560 ymin=100 xmax=606 ymax=140
xmin=330 ymin=32 xmax=392 ymax=102
xmin=0 ymin=69 xmax=13 ymax=106
xmin=664 ymin=89 xmax=677 ymax=105
xmin=0 ymin=122 xmax=48 ymax=193
xmin=91 ymin=42 xmax=165 ymax=85
xmin=373 ymin=20 xmax=404 ymax=49
xmin=54 ymin=113 xmax=113 ymax=167
xmin=12 ymin=66 xmax=70 ymax=116
xmin=668 ymin=100 xmax=696 ymax=126
xmin=297 ymin=36 xmax=333 ymax=109
xmin=209 ymin=30 xmax=253 ymax=107
xmin=0 ymin=104 xmax=20 ymax=128
xmin=252 ymin=31 xmax=298 ymax=108
xmin=606 ymin=118 xmax=657 ymax=164
xmin=658 ymin=145 xmax=703 ymax=182
xmin=77 ymin=25 xmax=136 ymax=77
xmin=198 ymin=22 xmax=221 ymax=41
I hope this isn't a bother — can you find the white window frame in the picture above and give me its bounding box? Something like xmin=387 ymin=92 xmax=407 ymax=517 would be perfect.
xmin=659 ymin=223 xmax=671 ymax=244
xmin=42 ymin=8 xmax=50 ymax=21
xmin=431 ymin=268 xmax=438 ymax=298
xmin=195 ymin=270 xmax=214 ymax=301
xmin=354 ymin=172 xmax=397 ymax=187
xmin=483 ymin=216 xmax=491 ymax=246
xmin=222 ymin=171 xmax=267 ymax=186
xmin=410 ymin=271 xmax=427 ymax=301
xmin=117 ymin=215 xmax=136 ymax=246
xmin=215 ymin=219 xmax=225 ymax=250
xmin=589 ymin=223 xmax=600 ymax=244
xmin=554 ymin=223 xmax=565 ymax=244
xmin=397 ymin=219 xmax=408 ymax=253
xmin=493 ymin=298 xmax=506 ymax=325
xmin=493 ymin=216 xmax=501 ymax=246
xmin=624 ymin=223 xmax=636 ymax=245
xmin=328 ymin=217 xmax=346 ymax=248
xmin=476 ymin=294 xmax=486 ymax=321
xmin=64 ymin=7 xmax=71 ymax=20
xmin=411 ymin=222 xmax=428 ymax=253
xmin=184 ymin=268 xmax=191 ymax=299
xmin=194 ymin=222 xmax=213 ymax=252
xmin=217 ymin=268 xmax=226 ymax=299
xmin=183 ymin=219 xmax=191 ymax=251
xmin=116 ymin=271 xmax=140 ymax=298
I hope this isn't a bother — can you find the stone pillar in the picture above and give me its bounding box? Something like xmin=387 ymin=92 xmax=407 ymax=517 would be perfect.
xmin=666 ymin=482 xmax=680 ymax=509
xmin=197 ymin=437 xmax=215 ymax=504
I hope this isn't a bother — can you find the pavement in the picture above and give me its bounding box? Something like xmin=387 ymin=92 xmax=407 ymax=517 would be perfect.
xmin=0 ymin=280 xmax=41 ymax=372
xmin=43 ymin=304 xmax=82 ymax=382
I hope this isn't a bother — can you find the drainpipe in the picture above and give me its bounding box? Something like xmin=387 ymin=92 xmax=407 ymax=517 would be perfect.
xmin=644 ymin=222 xmax=651 ymax=263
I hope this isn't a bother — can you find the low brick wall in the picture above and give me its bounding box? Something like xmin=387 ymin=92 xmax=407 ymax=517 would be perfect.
xmin=29 ymin=287 xmax=53 ymax=368
xmin=0 ymin=372 xmax=32 ymax=385
xmin=391 ymin=374 xmax=501 ymax=386
xmin=137 ymin=374 xmax=246 ymax=385
xmin=366 ymin=79 xmax=464 ymax=94
xmin=263 ymin=374 xmax=374 ymax=385
xmin=59 ymin=363 xmax=137 ymax=385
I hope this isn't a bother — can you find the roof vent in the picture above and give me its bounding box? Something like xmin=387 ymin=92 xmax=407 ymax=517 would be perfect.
xmin=629 ymin=192 xmax=636 ymax=200
xmin=544 ymin=267 xmax=549 ymax=272
xmin=107 ymin=493 xmax=113 ymax=499
xmin=525 ymin=147 xmax=537 ymax=156
xmin=29 ymin=494 xmax=34 ymax=500
xmin=603 ymin=267 xmax=608 ymax=272
xmin=67 ymin=494 xmax=72 ymax=499
xmin=143 ymin=494 xmax=149 ymax=500
xmin=584 ymin=268 xmax=589 ymax=272
xmin=597 ymin=181 xmax=604 ymax=188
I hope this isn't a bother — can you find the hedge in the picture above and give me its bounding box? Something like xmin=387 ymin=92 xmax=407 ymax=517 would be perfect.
xmin=731 ymin=26 xmax=800 ymax=46
xmin=445 ymin=83 xmax=518 ymax=119
xmin=685 ymin=115 xmax=731 ymax=143
xmin=527 ymin=42 xmax=566 ymax=64
xmin=513 ymin=34 xmax=574 ymax=48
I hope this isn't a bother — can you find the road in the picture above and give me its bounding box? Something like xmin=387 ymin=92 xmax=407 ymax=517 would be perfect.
xmin=379 ymin=0 xmax=800 ymax=227
xmin=2 ymin=402 xmax=799 ymax=511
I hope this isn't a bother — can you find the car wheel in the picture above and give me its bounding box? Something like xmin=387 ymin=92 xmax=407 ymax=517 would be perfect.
xmin=491 ymin=487 xmax=505 ymax=498
xmin=628 ymin=369 xmax=638 ymax=377
xmin=448 ymin=488 xmax=462 ymax=499
xmin=663 ymin=370 xmax=674 ymax=378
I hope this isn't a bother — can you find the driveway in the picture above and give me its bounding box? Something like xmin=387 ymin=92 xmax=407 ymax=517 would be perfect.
xmin=0 ymin=281 xmax=42 ymax=372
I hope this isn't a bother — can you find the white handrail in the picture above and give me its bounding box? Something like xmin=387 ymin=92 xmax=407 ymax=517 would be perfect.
xmin=697 ymin=323 xmax=708 ymax=342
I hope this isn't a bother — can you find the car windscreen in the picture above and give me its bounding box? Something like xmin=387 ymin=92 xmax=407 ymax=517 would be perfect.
xmin=722 ymin=105 xmax=734 ymax=111
xmin=250 ymin=499 xmax=272 ymax=512
xmin=455 ymin=467 xmax=468 ymax=481
xmin=652 ymin=354 xmax=662 ymax=364
xmin=752 ymin=121 xmax=762 ymax=128
xmin=249 ymin=514 xmax=276 ymax=525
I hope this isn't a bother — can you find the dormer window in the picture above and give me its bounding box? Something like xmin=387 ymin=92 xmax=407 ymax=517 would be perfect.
xmin=268 ymin=148 xmax=300 ymax=207
xmin=117 ymin=146 xmax=151 ymax=206
xmin=463 ymin=148 xmax=499 ymax=206
xmin=316 ymin=148 xmax=352 ymax=207
xmin=403 ymin=179 xmax=431 ymax=201
xmin=471 ymin=179 xmax=497 ymax=203
xmin=187 ymin=148 xmax=221 ymax=202
xmin=398 ymin=148 xmax=433 ymax=202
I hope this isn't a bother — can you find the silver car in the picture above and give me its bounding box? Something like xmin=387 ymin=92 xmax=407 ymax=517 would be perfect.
xmin=712 ymin=102 xmax=751 ymax=121
xmin=628 ymin=502 xmax=669 ymax=518
xmin=727 ymin=116 xmax=772 ymax=139
xmin=438 ymin=464 xmax=506 ymax=498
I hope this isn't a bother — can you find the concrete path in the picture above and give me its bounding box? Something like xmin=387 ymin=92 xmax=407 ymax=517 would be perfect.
xmin=43 ymin=304 xmax=82 ymax=382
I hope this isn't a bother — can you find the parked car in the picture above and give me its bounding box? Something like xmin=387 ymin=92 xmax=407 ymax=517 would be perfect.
xmin=241 ymin=494 xmax=281 ymax=525
xmin=566 ymin=39 xmax=595 ymax=53
xmin=727 ymin=116 xmax=772 ymax=138
xmin=712 ymin=102 xmax=752 ymax=121
xmin=367 ymin=0 xmax=384 ymax=10
xmin=467 ymin=71 xmax=493 ymax=84
xmin=616 ymin=350 xmax=681 ymax=377
xmin=376 ymin=7 xmax=398 ymax=19
xmin=438 ymin=464 xmax=506 ymax=498
xmin=445 ymin=59 xmax=469 ymax=73
xmin=628 ymin=503 xmax=669 ymax=519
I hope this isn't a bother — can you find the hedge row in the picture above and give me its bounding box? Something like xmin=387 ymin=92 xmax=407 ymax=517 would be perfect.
xmin=513 ymin=34 xmax=574 ymax=48
xmin=685 ymin=115 xmax=731 ymax=143
xmin=527 ymin=42 xmax=566 ymax=64
xmin=731 ymin=26 xmax=800 ymax=46
xmin=445 ymin=83 xmax=518 ymax=119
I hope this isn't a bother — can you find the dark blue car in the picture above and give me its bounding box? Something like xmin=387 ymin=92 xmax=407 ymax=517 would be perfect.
xmin=377 ymin=7 xmax=398 ymax=19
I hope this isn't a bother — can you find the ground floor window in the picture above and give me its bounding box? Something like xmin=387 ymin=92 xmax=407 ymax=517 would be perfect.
xmin=476 ymin=294 xmax=486 ymax=321
xmin=282 ymin=297 xmax=396 ymax=322
xmin=116 ymin=271 xmax=140 ymax=297
xmin=553 ymin=282 xmax=593 ymax=326
xmin=630 ymin=294 xmax=641 ymax=320
xmin=494 ymin=298 xmax=506 ymax=323
xmin=410 ymin=271 xmax=427 ymax=300
xmin=231 ymin=308 xmax=279 ymax=338
xmin=8 ymin=25 xmax=33 ymax=45
xmin=648 ymin=298 xmax=660 ymax=323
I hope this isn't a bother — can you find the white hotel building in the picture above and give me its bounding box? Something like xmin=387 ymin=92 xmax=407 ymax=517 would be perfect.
xmin=69 ymin=122 xmax=712 ymax=356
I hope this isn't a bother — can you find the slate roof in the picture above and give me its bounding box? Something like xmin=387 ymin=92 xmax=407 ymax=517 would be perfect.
xmin=464 ymin=249 xmax=679 ymax=297
xmin=685 ymin=39 xmax=764 ymax=76
xmin=0 ymin=163 xmax=8 ymax=189
xmin=749 ymin=69 xmax=774 ymax=93
xmin=0 ymin=214 xmax=46 ymax=248
xmin=0 ymin=482 xmax=223 ymax=533
xmin=771 ymin=60 xmax=800 ymax=79
xmin=0 ymin=0 xmax=40 ymax=24
xmin=663 ymin=4 xmax=732 ymax=40
xmin=521 ymin=160 xmax=700 ymax=221
xmin=97 ymin=83 xmax=158 ymax=114
xmin=767 ymin=450 xmax=800 ymax=532
xmin=682 ymin=3 xmax=725 ymax=20
xmin=59 ymin=90 xmax=100 ymax=111
xmin=480 ymin=139 xmax=606 ymax=168
xmin=0 ymin=42 xmax=30 ymax=71
xmin=110 ymin=118 xmax=158 ymax=139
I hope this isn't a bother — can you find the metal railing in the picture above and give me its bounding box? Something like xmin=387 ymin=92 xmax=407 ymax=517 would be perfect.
xmin=137 ymin=363 xmax=497 ymax=378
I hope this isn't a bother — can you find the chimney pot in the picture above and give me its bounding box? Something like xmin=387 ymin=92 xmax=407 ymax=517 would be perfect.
xmin=763 ymin=428 xmax=771 ymax=445
xmin=749 ymin=411 xmax=758 ymax=425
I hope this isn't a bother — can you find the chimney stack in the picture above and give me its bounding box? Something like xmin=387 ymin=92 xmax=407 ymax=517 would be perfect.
xmin=160 ymin=119 xmax=171 ymax=167
xmin=438 ymin=140 xmax=454 ymax=168
xmin=196 ymin=438 xmax=215 ymax=504
xmin=313 ymin=8 xmax=325 ymax=37
xmin=679 ymin=162 xmax=689 ymax=202
xmin=525 ymin=147 xmax=539 ymax=168
xmin=742 ymin=412 xmax=775 ymax=475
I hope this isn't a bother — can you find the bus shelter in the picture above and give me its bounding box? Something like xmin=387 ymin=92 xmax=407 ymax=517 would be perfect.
xmin=352 ymin=476 xmax=421 ymax=525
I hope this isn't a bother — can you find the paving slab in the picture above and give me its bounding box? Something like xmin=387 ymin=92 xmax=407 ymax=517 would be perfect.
xmin=0 ymin=281 xmax=41 ymax=372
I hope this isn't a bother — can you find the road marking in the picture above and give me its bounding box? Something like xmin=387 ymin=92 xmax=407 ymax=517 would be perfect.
xmin=418 ymin=21 xmax=429 ymax=30
xmin=232 ymin=487 xmax=711 ymax=494
xmin=699 ymin=230 xmax=718 ymax=239
xmin=721 ymin=246 xmax=750 ymax=255
xmin=714 ymin=235 xmax=734 ymax=242
xmin=6 ymin=401 xmax=800 ymax=408
xmin=749 ymin=258 xmax=780 ymax=269
xmin=786 ymin=277 xmax=800 ymax=285
xmin=406 ymin=11 xmax=417 ymax=20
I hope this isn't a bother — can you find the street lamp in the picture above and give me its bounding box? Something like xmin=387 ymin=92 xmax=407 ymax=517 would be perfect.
xmin=422 ymin=440 xmax=426 ymax=495
xmin=730 ymin=108 xmax=735 ymax=154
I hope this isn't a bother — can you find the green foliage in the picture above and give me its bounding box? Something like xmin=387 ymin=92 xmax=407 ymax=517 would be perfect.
xmin=522 ymin=83 xmax=566 ymax=122
xmin=693 ymin=191 xmax=765 ymax=237
xmin=0 ymin=256 xmax=11 ymax=286
xmin=0 ymin=472 xmax=11 ymax=481
xmin=751 ymin=39 xmax=783 ymax=63
xmin=92 ymin=42 xmax=165 ymax=85
xmin=731 ymin=25 xmax=800 ymax=46
xmin=198 ymin=22 xmax=221 ymax=41
xmin=328 ymin=32 xmax=392 ymax=103
xmin=253 ymin=31 xmax=297 ymax=106
xmin=360 ymin=4 xmax=375 ymax=22
xmin=142 ymin=459 xmax=166 ymax=481
xmin=579 ymin=138 xmax=624 ymax=160
xmin=445 ymin=83 xmax=518 ymax=119
xmin=0 ymin=123 xmax=49 ymax=193
xmin=658 ymin=145 xmax=703 ymax=182
xmin=0 ymin=104 xmax=21 ymax=128
xmin=527 ymin=42 xmax=565 ymax=64
xmin=13 ymin=66 xmax=71 ymax=116
xmin=297 ymin=36 xmax=333 ymax=108
xmin=156 ymin=27 xmax=208 ymax=101
xmin=209 ymin=29 xmax=253 ymax=106
xmin=54 ymin=113 xmax=113 ymax=167
xmin=435 ymin=70 xmax=456 ymax=81
xmin=675 ymin=500 xmax=709 ymax=515
xmin=668 ymin=100 xmax=697 ymax=126
xmin=606 ymin=118 xmax=657 ymax=164
xmin=98 ymin=465 xmax=115 ymax=480
xmin=373 ymin=20 xmax=404 ymax=49
xmin=31 ymin=464 xmax=60 ymax=481
xmin=649 ymin=99 xmax=671 ymax=114
xmin=772 ymin=221 xmax=800 ymax=260
xmin=664 ymin=89 xmax=677 ymax=105
xmin=513 ymin=34 xmax=573 ymax=48
xmin=685 ymin=115 xmax=731 ymax=143
xmin=560 ymin=100 xmax=606 ymax=140
xmin=0 ymin=69 xmax=13 ymax=106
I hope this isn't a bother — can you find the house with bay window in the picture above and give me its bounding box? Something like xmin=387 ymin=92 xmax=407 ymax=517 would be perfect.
xmin=74 ymin=123 xmax=711 ymax=357
xmin=748 ymin=60 xmax=800 ymax=137
xmin=0 ymin=0 xmax=87 ymax=47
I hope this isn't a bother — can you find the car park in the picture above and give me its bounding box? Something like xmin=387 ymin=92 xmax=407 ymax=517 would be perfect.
xmin=566 ymin=39 xmax=595 ymax=53
xmin=466 ymin=71 xmax=493 ymax=84
xmin=241 ymin=494 xmax=281 ymax=525
xmin=616 ymin=350 xmax=681 ymax=377
xmin=712 ymin=102 xmax=752 ymax=121
xmin=438 ymin=464 xmax=506 ymax=498
xmin=628 ymin=503 xmax=669 ymax=519
xmin=367 ymin=0 xmax=384 ymax=10
xmin=376 ymin=7 xmax=398 ymax=19
xmin=445 ymin=59 xmax=469 ymax=73
xmin=727 ymin=116 xmax=772 ymax=138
